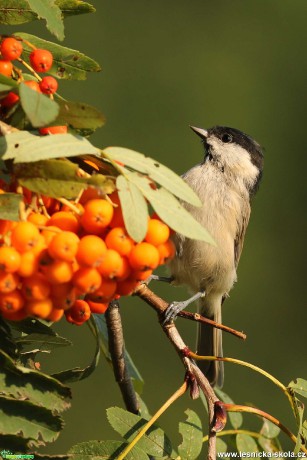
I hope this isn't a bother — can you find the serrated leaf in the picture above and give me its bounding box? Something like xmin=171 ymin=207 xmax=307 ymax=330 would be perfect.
xmin=116 ymin=175 xmax=148 ymax=242
xmin=106 ymin=407 xmax=173 ymax=457
xmin=57 ymin=99 xmax=105 ymax=130
xmin=0 ymin=433 xmax=34 ymax=450
xmin=15 ymin=332 xmax=71 ymax=349
xmin=260 ymin=418 xmax=280 ymax=439
xmin=0 ymin=192 xmax=22 ymax=221
xmin=0 ymin=350 xmax=71 ymax=413
xmin=0 ymin=395 xmax=64 ymax=443
xmin=216 ymin=438 xmax=228 ymax=454
xmin=69 ymin=440 xmax=149 ymax=460
xmin=91 ymin=314 xmax=144 ymax=393
xmin=19 ymin=82 xmax=59 ymax=128
xmin=178 ymin=409 xmax=203 ymax=460
xmin=215 ymin=388 xmax=243 ymax=429
xmin=0 ymin=1 xmax=94 ymax=26
xmin=236 ymin=434 xmax=259 ymax=453
xmin=27 ymin=0 xmax=65 ymax=41
xmin=1 ymin=131 xmax=99 ymax=162
xmin=104 ymin=146 xmax=202 ymax=207
xmin=288 ymin=378 xmax=307 ymax=399
xmin=124 ymin=172 xmax=215 ymax=243
xmin=17 ymin=33 xmax=101 ymax=80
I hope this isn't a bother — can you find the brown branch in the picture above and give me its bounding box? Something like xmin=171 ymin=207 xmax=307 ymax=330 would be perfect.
xmin=105 ymin=300 xmax=139 ymax=414
xmin=134 ymin=282 xmax=246 ymax=340
xmin=134 ymin=282 xmax=220 ymax=460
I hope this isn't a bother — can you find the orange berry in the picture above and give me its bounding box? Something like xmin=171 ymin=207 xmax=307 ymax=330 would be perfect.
xmin=131 ymin=269 xmax=153 ymax=281
xmin=47 ymin=211 xmax=80 ymax=233
xmin=22 ymin=273 xmax=50 ymax=300
xmin=105 ymin=227 xmax=134 ymax=256
xmin=0 ymin=219 xmax=15 ymax=237
xmin=0 ymin=246 xmax=21 ymax=272
xmin=76 ymin=234 xmax=107 ymax=267
xmin=116 ymin=257 xmax=131 ymax=281
xmin=1 ymin=307 xmax=27 ymax=321
xmin=80 ymin=199 xmax=113 ymax=234
xmin=41 ymin=195 xmax=60 ymax=213
xmin=17 ymin=251 xmax=39 ymax=277
xmin=72 ymin=267 xmax=102 ymax=294
xmin=0 ymin=290 xmax=24 ymax=313
xmin=86 ymin=298 xmax=109 ymax=314
xmin=157 ymin=240 xmax=176 ymax=264
xmin=0 ymin=37 xmax=23 ymax=61
xmin=39 ymin=126 xmax=67 ymax=135
xmin=61 ymin=201 xmax=84 ymax=216
xmin=41 ymin=226 xmax=59 ymax=246
xmin=97 ymin=249 xmax=124 ymax=280
xmin=24 ymin=80 xmax=41 ymax=92
xmin=0 ymin=272 xmax=19 ymax=293
xmin=42 ymin=259 xmax=74 ymax=284
xmin=79 ymin=187 xmax=102 ymax=204
xmin=48 ymin=231 xmax=79 ymax=262
xmin=116 ymin=279 xmax=139 ymax=296
xmin=109 ymin=193 xmax=125 ymax=228
xmin=87 ymin=278 xmax=117 ymax=302
xmin=145 ymin=219 xmax=170 ymax=246
xmin=129 ymin=242 xmax=160 ymax=271
xmin=26 ymin=298 xmax=53 ymax=319
xmin=51 ymin=285 xmax=76 ymax=311
xmin=70 ymin=299 xmax=91 ymax=324
xmin=46 ymin=308 xmax=64 ymax=322
xmin=0 ymin=60 xmax=13 ymax=77
xmin=27 ymin=212 xmax=48 ymax=226
xmin=29 ymin=49 xmax=53 ymax=73
xmin=11 ymin=221 xmax=40 ymax=253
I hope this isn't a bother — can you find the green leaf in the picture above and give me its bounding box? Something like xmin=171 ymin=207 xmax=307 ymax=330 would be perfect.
xmin=0 ymin=317 xmax=19 ymax=358
xmin=215 ymin=388 xmax=243 ymax=430
xmin=106 ymin=407 xmax=173 ymax=457
xmin=0 ymin=83 xmax=14 ymax=92
xmin=178 ymin=409 xmax=203 ymax=460
xmin=258 ymin=435 xmax=281 ymax=453
xmin=0 ymin=395 xmax=64 ymax=445
xmin=8 ymin=317 xmax=59 ymax=335
xmin=116 ymin=175 xmax=149 ymax=242
xmin=0 ymin=193 xmax=22 ymax=221
xmin=57 ymin=99 xmax=105 ymax=130
xmin=0 ymin=350 xmax=71 ymax=413
xmin=0 ymin=433 xmax=34 ymax=450
xmin=51 ymin=326 xmax=100 ymax=383
xmin=293 ymin=397 xmax=304 ymax=454
xmin=260 ymin=417 xmax=280 ymax=439
xmin=104 ymin=146 xmax=202 ymax=207
xmin=15 ymin=332 xmax=71 ymax=349
xmin=288 ymin=378 xmax=307 ymax=399
xmin=0 ymin=1 xmax=95 ymax=25
xmin=19 ymin=82 xmax=59 ymax=128
xmin=17 ymin=33 xmax=101 ymax=80
xmin=69 ymin=440 xmax=149 ymax=460
xmin=1 ymin=131 xmax=99 ymax=162
xmin=27 ymin=0 xmax=65 ymax=41
xmin=236 ymin=434 xmax=259 ymax=453
xmin=0 ymin=74 xmax=18 ymax=87
xmin=91 ymin=314 xmax=144 ymax=393
xmin=124 ymin=172 xmax=215 ymax=243
xmin=216 ymin=438 xmax=228 ymax=454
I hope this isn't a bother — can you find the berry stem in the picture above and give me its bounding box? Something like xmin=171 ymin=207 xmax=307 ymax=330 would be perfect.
xmin=17 ymin=57 xmax=41 ymax=81
xmin=57 ymin=197 xmax=83 ymax=216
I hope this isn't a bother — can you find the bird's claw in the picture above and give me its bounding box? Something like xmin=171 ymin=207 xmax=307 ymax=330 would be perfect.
xmin=162 ymin=301 xmax=186 ymax=325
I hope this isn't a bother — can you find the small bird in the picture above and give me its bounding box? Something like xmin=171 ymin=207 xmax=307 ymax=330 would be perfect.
xmin=167 ymin=125 xmax=264 ymax=387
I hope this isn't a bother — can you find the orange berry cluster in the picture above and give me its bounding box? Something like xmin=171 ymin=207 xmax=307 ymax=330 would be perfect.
xmin=0 ymin=36 xmax=66 ymax=135
xmin=0 ymin=188 xmax=175 ymax=325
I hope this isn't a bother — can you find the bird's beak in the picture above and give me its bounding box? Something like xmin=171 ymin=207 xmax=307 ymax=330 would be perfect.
xmin=190 ymin=126 xmax=208 ymax=139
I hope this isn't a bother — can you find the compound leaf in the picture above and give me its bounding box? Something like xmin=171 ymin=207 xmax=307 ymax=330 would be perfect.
xmin=26 ymin=0 xmax=65 ymax=41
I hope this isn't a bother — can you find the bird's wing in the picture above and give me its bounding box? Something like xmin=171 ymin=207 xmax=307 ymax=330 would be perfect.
xmin=234 ymin=204 xmax=251 ymax=268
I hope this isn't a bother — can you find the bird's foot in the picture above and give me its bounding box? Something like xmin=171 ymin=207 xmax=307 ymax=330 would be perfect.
xmin=162 ymin=291 xmax=205 ymax=325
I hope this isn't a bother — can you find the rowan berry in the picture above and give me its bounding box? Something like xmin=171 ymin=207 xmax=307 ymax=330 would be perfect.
xmin=97 ymin=249 xmax=124 ymax=280
xmin=0 ymin=272 xmax=19 ymax=294
xmin=145 ymin=218 xmax=170 ymax=246
xmin=27 ymin=212 xmax=48 ymax=226
xmin=22 ymin=273 xmax=50 ymax=300
xmin=86 ymin=298 xmax=109 ymax=314
xmin=72 ymin=267 xmax=102 ymax=294
xmin=17 ymin=251 xmax=39 ymax=278
xmin=46 ymin=308 xmax=64 ymax=322
xmin=39 ymin=126 xmax=68 ymax=135
xmin=41 ymin=226 xmax=59 ymax=246
xmin=0 ymin=60 xmax=13 ymax=76
xmin=70 ymin=299 xmax=91 ymax=324
xmin=157 ymin=240 xmax=176 ymax=264
xmin=42 ymin=260 xmax=74 ymax=284
xmin=79 ymin=187 xmax=102 ymax=204
xmin=80 ymin=199 xmax=114 ymax=234
xmin=129 ymin=242 xmax=160 ymax=271
xmin=76 ymin=234 xmax=107 ymax=267
xmin=87 ymin=278 xmax=117 ymax=302
xmin=26 ymin=298 xmax=53 ymax=319
xmin=29 ymin=49 xmax=53 ymax=72
xmin=105 ymin=227 xmax=134 ymax=256
xmin=0 ymin=246 xmax=21 ymax=273
xmin=1 ymin=91 xmax=19 ymax=108
xmin=48 ymin=231 xmax=79 ymax=262
xmin=0 ymin=290 xmax=24 ymax=313
xmin=0 ymin=37 xmax=23 ymax=60
xmin=39 ymin=76 xmax=58 ymax=94
xmin=24 ymin=80 xmax=41 ymax=92
xmin=47 ymin=211 xmax=80 ymax=233
xmin=1 ymin=307 xmax=27 ymax=321
xmin=51 ymin=284 xmax=76 ymax=310
xmin=11 ymin=221 xmax=40 ymax=253
xmin=131 ymin=269 xmax=153 ymax=281
xmin=116 ymin=278 xmax=139 ymax=296
xmin=109 ymin=193 xmax=125 ymax=228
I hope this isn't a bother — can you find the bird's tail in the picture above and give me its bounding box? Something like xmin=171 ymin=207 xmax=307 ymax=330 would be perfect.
xmin=196 ymin=300 xmax=224 ymax=388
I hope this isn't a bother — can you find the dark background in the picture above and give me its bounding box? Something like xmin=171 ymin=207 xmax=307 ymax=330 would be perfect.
xmin=3 ymin=0 xmax=307 ymax=454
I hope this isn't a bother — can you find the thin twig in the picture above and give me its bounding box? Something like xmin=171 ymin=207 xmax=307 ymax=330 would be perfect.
xmin=105 ymin=300 xmax=139 ymax=414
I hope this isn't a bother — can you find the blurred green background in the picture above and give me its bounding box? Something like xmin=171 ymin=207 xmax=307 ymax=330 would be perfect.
xmin=3 ymin=0 xmax=307 ymax=454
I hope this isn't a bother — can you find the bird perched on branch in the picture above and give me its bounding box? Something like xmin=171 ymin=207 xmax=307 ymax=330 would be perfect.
xmin=166 ymin=125 xmax=264 ymax=387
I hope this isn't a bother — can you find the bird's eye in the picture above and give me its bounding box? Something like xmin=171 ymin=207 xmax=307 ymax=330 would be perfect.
xmin=221 ymin=133 xmax=233 ymax=143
